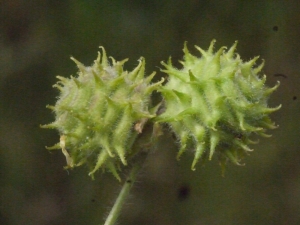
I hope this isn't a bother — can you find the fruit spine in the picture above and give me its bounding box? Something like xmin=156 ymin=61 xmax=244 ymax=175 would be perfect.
xmin=42 ymin=47 xmax=163 ymax=180
xmin=156 ymin=40 xmax=281 ymax=170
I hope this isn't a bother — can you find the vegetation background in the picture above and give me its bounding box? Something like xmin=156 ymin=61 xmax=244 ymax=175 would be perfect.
xmin=1 ymin=0 xmax=300 ymax=224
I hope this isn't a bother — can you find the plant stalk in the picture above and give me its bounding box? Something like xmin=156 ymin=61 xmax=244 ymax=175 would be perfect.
xmin=103 ymin=153 xmax=146 ymax=225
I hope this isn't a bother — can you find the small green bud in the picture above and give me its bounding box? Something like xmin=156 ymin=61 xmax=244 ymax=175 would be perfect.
xmin=42 ymin=47 xmax=163 ymax=180
xmin=156 ymin=40 xmax=281 ymax=170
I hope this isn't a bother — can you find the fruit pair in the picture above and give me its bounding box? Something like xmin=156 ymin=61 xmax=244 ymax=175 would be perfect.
xmin=42 ymin=40 xmax=280 ymax=179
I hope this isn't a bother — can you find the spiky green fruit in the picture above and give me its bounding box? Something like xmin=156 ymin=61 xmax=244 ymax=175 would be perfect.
xmin=156 ymin=40 xmax=281 ymax=170
xmin=42 ymin=47 xmax=163 ymax=180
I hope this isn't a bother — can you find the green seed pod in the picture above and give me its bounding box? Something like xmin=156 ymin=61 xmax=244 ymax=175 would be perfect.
xmin=42 ymin=47 xmax=163 ymax=180
xmin=156 ymin=40 xmax=281 ymax=171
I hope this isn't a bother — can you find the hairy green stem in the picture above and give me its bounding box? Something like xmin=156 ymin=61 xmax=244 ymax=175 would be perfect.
xmin=103 ymin=153 xmax=146 ymax=225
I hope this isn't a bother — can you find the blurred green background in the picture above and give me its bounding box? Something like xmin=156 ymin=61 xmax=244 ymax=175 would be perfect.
xmin=1 ymin=0 xmax=300 ymax=224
